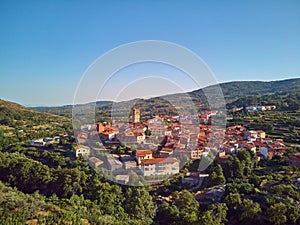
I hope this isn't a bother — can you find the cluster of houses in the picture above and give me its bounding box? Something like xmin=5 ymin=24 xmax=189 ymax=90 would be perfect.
xmin=245 ymin=105 xmax=276 ymax=112
xmin=72 ymin=108 xmax=298 ymax=182
xmin=217 ymin=125 xmax=288 ymax=161
xmin=27 ymin=133 xmax=69 ymax=147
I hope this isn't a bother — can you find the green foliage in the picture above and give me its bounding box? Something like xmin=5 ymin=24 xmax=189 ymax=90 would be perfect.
xmin=123 ymin=187 xmax=156 ymax=225
xmin=199 ymin=203 xmax=228 ymax=225
xmin=208 ymin=164 xmax=226 ymax=186
xmin=173 ymin=190 xmax=200 ymax=225
xmin=267 ymin=202 xmax=288 ymax=225
xmin=156 ymin=201 xmax=180 ymax=225
xmin=228 ymin=91 xmax=300 ymax=111
xmin=239 ymin=199 xmax=261 ymax=222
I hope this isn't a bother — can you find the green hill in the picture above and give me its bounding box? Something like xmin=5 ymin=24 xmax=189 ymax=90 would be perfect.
xmin=0 ymin=99 xmax=72 ymax=148
xmin=192 ymin=78 xmax=300 ymax=103
xmin=30 ymin=78 xmax=300 ymax=119
xmin=227 ymin=91 xmax=300 ymax=110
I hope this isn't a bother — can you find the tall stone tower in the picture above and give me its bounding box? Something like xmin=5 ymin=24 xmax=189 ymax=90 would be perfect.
xmin=132 ymin=108 xmax=140 ymax=123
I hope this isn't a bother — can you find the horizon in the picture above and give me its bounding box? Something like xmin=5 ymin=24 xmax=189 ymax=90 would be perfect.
xmin=1 ymin=1 xmax=300 ymax=106
xmin=1 ymin=76 xmax=299 ymax=107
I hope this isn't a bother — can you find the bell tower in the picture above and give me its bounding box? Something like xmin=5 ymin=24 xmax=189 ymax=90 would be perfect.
xmin=132 ymin=108 xmax=140 ymax=123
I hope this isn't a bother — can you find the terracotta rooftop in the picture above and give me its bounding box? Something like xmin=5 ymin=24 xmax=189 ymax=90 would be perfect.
xmin=74 ymin=145 xmax=90 ymax=150
xmin=136 ymin=150 xmax=153 ymax=157
xmin=141 ymin=157 xmax=179 ymax=165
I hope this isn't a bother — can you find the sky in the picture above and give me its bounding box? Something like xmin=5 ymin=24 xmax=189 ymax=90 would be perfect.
xmin=0 ymin=0 xmax=299 ymax=106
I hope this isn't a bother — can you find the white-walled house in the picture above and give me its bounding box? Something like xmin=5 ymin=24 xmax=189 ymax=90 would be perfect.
xmin=73 ymin=145 xmax=90 ymax=158
xmin=141 ymin=157 xmax=179 ymax=176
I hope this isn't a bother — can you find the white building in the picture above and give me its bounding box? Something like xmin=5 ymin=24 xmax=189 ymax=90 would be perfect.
xmin=141 ymin=158 xmax=179 ymax=176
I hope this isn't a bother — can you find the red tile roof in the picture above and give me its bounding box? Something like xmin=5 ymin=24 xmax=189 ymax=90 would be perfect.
xmin=74 ymin=145 xmax=89 ymax=151
xmin=136 ymin=150 xmax=153 ymax=157
xmin=141 ymin=157 xmax=179 ymax=165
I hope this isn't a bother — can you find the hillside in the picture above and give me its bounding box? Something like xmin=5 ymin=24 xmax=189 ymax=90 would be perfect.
xmin=0 ymin=99 xmax=72 ymax=148
xmin=31 ymin=78 xmax=300 ymax=119
xmin=33 ymin=100 xmax=113 ymax=118
xmin=193 ymin=78 xmax=300 ymax=103
xmin=227 ymin=91 xmax=300 ymax=110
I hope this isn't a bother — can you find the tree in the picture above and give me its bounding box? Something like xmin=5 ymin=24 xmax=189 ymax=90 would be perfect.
xmin=267 ymin=202 xmax=287 ymax=225
xmin=173 ymin=190 xmax=199 ymax=225
xmin=156 ymin=201 xmax=179 ymax=225
xmin=123 ymin=187 xmax=156 ymax=224
xmin=225 ymin=192 xmax=242 ymax=211
xmin=249 ymin=174 xmax=261 ymax=187
xmin=239 ymin=199 xmax=261 ymax=221
xmin=144 ymin=128 xmax=151 ymax=137
xmin=286 ymin=204 xmax=300 ymax=224
xmin=52 ymin=168 xmax=87 ymax=198
xmin=199 ymin=203 xmax=228 ymax=225
xmin=208 ymin=164 xmax=226 ymax=186
xmin=231 ymin=157 xmax=244 ymax=178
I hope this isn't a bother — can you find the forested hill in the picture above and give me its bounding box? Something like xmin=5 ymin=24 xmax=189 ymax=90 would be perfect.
xmin=0 ymin=99 xmax=72 ymax=148
xmin=193 ymin=78 xmax=300 ymax=103
xmin=30 ymin=78 xmax=300 ymax=117
xmin=227 ymin=91 xmax=300 ymax=110
xmin=0 ymin=99 xmax=70 ymax=128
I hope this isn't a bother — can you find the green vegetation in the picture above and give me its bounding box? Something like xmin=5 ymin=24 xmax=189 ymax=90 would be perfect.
xmin=0 ymin=99 xmax=72 ymax=150
xmin=228 ymin=110 xmax=300 ymax=144
xmin=0 ymin=77 xmax=299 ymax=224
xmin=32 ymin=78 xmax=300 ymax=118
xmin=228 ymin=91 xmax=300 ymax=111
xmin=0 ymin=152 xmax=156 ymax=224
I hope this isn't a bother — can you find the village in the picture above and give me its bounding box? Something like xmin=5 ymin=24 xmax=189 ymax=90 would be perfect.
xmin=63 ymin=107 xmax=299 ymax=185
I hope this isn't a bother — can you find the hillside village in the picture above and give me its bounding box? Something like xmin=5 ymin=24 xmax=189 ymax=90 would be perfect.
xmin=67 ymin=107 xmax=297 ymax=185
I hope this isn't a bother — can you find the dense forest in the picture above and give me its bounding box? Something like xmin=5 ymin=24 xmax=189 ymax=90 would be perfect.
xmin=0 ymin=147 xmax=299 ymax=224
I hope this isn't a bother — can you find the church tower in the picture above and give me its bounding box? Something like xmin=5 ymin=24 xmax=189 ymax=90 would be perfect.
xmin=132 ymin=108 xmax=140 ymax=123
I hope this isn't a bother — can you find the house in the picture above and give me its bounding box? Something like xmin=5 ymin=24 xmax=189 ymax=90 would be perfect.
xmin=221 ymin=143 xmax=236 ymax=154
xmin=268 ymin=142 xmax=288 ymax=157
xmin=254 ymin=141 xmax=269 ymax=159
xmin=117 ymin=132 xmax=145 ymax=144
xmin=120 ymin=155 xmax=137 ymax=169
xmin=29 ymin=139 xmax=46 ymax=147
xmin=74 ymin=129 xmax=89 ymax=143
xmin=100 ymin=131 xmax=116 ymax=141
xmin=88 ymin=156 xmax=104 ymax=168
xmin=244 ymin=130 xmax=258 ymax=141
xmin=116 ymin=174 xmax=130 ymax=185
xmin=141 ymin=157 xmax=179 ymax=176
xmin=240 ymin=141 xmax=256 ymax=153
xmin=159 ymin=147 xmax=174 ymax=158
xmin=106 ymin=154 xmax=123 ymax=171
xmin=257 ymin=130 xmax=266 ymax=138
xmin=148 ymin=125 xmax=166 ymax=138
xmin=73 ymin=145 xmax=90 ymax=158
xmin=136 ymin=133 xmax=146 ymax=144
xmin=190 ymin=148 xmax=204 ymax=159
xmin=135 ymin=150 xmax=153 ymax=164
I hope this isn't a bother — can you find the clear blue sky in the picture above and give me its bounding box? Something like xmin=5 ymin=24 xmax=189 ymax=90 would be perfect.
xmin=0 ymin=0 xmax=299 ymax=106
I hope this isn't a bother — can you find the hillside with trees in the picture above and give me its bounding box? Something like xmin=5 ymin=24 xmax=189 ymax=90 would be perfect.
xmin=0 ymin=78 xmax=299 ymax=224
xmin=227 ymin=91 xmax=300 ymax=111
xmin=32 ymin=78 xmax=300 ymax=118
xmin=0 ymin=99 xmax=72 ymax=150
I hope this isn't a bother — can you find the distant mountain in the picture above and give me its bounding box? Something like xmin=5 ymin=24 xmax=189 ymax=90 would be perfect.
xmin=32 ymin=101 xmax=113 ymax=118
xmin=30 ymin=78 xmax=300 ymax=118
